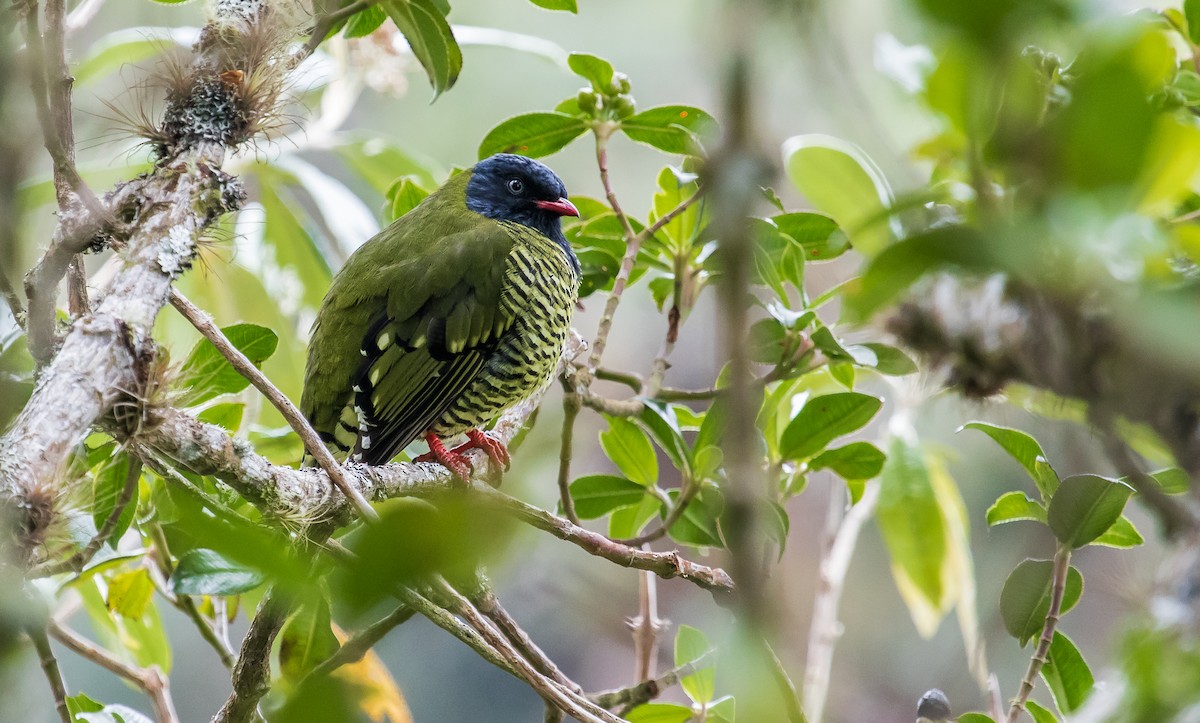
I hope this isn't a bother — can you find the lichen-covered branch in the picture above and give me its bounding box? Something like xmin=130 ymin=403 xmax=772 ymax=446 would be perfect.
xmin=887 ymin=275 xmax=1200 ymax=496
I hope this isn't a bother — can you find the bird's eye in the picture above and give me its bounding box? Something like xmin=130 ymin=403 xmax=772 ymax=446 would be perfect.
xmin=506 ymin=178 xmax=524 ymax=195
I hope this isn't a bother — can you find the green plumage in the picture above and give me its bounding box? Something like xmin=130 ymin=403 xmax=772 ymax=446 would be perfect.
xmin=300 ymin=167 xmax=579 ymax=466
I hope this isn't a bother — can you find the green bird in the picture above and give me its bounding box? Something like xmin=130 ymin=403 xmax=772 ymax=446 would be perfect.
xmin=300 ymin=154 xmax=580 ymax=480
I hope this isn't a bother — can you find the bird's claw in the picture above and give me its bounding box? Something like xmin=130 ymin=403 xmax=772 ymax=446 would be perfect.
xmin=466 ymin=429 xmax=511 ymax=471
xmin=418 ymin=433 xmax=475 ymax=484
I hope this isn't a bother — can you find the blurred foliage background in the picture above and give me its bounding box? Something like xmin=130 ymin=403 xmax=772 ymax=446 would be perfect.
xmin=5 ymin=0 xmax=1200 ymax=721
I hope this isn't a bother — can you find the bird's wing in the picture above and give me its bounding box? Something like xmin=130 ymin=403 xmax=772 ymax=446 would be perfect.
xmin=303 ymin=218 xmax=518 ymax=465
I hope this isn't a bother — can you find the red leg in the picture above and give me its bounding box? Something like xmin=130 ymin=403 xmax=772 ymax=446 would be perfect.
xmin=415 ymin=432 xmax=472 ymax=482
xmin=466 ymin=429 xmax=511 ymax=470
xmin=413 ymin=430 xmax=511 ymax=473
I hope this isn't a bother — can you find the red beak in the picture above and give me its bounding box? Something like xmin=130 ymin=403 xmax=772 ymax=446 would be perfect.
xmin=535 ymin=198 xmax=580 ymax=217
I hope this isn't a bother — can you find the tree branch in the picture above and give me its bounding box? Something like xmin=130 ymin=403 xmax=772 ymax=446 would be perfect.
xmin=212 ymin=588 xmax=289 ymax=723
xmin=168 ymin=289 xmax=378 ymax=522
xmin=629 ymin=565 xmax=665 ymax=683
xmin=1006 ymin=546 xmax=1070 ymax=723
xmin=431 ymin=579 xmax=622 ymax=723
xmin=803 ymin=480 xmax=879 ymax=723
xmin=28 ymin=623 xmax=71 ymax=723
xmin=591 ymin=650 xmax=713 ymax=713
xmin=306 ymin=604 xmax=415 ymax=681
xmin=556 ymin=382 xmax=582 ymax=525
xmin=49 ymin=618 xmax=179 ymax=723
xmin=290 ymin=0 xmax=378 ymax=67
xmin=472 ymin=584 xmax=582 ymax=693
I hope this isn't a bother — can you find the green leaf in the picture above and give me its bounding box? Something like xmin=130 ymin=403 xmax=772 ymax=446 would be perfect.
xmin=386 ymin=176 xmax=430 ymax=220
xmin=651 ymin=166 xmax=706 ymax=252
xmin=176 ymin=323 xmax=278 ymax=406
xmin=344 ymin=5 xmax=387 ymax=37
xmin=1188 ymin=0 xmax=1200 ymax=45
xmin=674 ymin=625 xmax=714 ymax=704
xmin=1134 ymin=467 xmax=1188 ymax=495
xmin=569 ymin=475 xmax=649 ymax=519
xmin=638 ymin=401 xmax=691 ymax=476
xmin=197 ymin=403 xmax=244 ymax=433
xmin=280 ymin=596 xmax=340 ymax=682
xmin=600 ymin=417 xmax=658 ymax=486
xmin=621 ymin=105 xmax=717 ymax=155
xmin=986 ymin=491 xmax=1047 ymax=527
xmin=876 ymin=438 xmax=945 ymax=615
xmin=75 ymin=28 xmax=191 ymax=88
xmin=80 ymin=576 xmax=171 ymax=672
xmin=1090 ymin=515 xmax=1144 ymax=548
xmin=958 ymin=715 xmax=997 ymax=723
xmin=999 ymin=559 xmax=1084 ymax=646
xmin=779 ymin=392 xmax=882 ymax=461
xmin=380 ymin=0 xmax=462 ymax=98
xmin=106 ymin=569 xmax=154 ymax=619
xmin=529 ymin=0 xmax=577 ymax=11
xmin=850 ymin=343 xmax=918 ymax=375
xmin=92 ymin=452 xmax=139 ymax=549
xmin=809 ymin=442 xmax=885 ymax=480
xmin=959 ymin=422 xmax=1060 ymax=499
xmin=66 ymin=693 xmax=106 ymax=718
xmin=567 ymin=52 xmax=614 ymax=90
xmin=1025 ymin=700 xmax=1059 ymax=723
xmin=781 ymin=133 xmax=896 ymax=257
xmin=708 ymin=696 xmax=736 ymax=723
xmin=608 ymin=495 xmax=663 ymax=539
xmin=172 ymin=549 xmax=265 ymax=596
xmin=1041 ymin=631 xmax=1094 ymax=714
xmin=478 ymin=112 xmax=589 ymax=159
xmin=626 ymin=703 xmax=694 ymax=723
xmin=772 ymin=212 xmax=850 ymax=261
xmin=1048 ymin=475 xmax=1135 ymax=549
xmin=847 ymin=224 xmax=997 ymax=320
xmin=667 ymin=489 xmax=722 ymax=547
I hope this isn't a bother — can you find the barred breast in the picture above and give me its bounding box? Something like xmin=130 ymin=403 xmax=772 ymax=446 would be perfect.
xmin=430 ymin=223 xmax=578 ymax=437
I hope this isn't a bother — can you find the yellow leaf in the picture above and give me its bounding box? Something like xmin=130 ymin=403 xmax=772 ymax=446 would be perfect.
xmin=330 ymin=624 xmax=412 ymax=723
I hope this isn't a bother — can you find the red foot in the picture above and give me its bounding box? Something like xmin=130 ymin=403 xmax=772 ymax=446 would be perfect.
xmin=466 ymin=429 xmax=511 ymax=471
xmin=413 ymin=430 xmax=511 ymax=481
xmin=415 ymin=433 xmax=473 ymax=482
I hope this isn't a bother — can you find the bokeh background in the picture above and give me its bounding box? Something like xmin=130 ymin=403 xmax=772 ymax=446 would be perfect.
xmin=0 ymin=0 xmax=1180 ymax=721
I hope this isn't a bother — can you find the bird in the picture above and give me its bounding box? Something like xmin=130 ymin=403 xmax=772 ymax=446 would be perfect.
xmin=300 ymin=153 xmax=580 ymax=482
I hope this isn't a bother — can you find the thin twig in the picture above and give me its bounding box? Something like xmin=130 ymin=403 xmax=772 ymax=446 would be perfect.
xmin=591 ymin=649 xmax=714 ymax=712
xmin=305 ymin=604 xmax=415 ymax=681
xmin=472 ymin=482 xmax=736 ymax=598
xmin=169 ymin=289 xmax=379 ymax=522
xmin=557 ymin=384 xmax=582 ymax=524
xmin=630 ymin=563 xmax=664 ymax=683
xmin=1006 ymin=547 xmax=1071 ymax=723
xmin=290 ymin=0 xmax=377 ymax=67
xmin=1097 ymin=421 xmax=1199 ymax=540
xmin=594 ymin=367 xmax=643 ymax=392
xmin=49 ymin=619 xmax=180 ymax=723
xmin=32 ymin=455 xmax=140 ymax=577
xmin=213 ymin=588 xmax=289 ymax=723
xmin=28 ymin=624 xmax=71 ymax=723
xmin=139 ymin=509 xmax=236 ymax=669
xmin=0 ymin=263 xmax=25 ymax=327
xmin=617 ymin=479 xmax=697 ymax=547
xmin=585 ymin=142 xmax=702 ymax=374
xmin=473 ymin=586 xmax=583 ymax=693
xmin=432 ymin=579 xmax=622 ymax=723
xmin=803 ymin=480 xmax=880 ymax=723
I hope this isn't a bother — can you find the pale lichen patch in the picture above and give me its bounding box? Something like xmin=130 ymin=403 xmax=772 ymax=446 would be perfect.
xmin=158 ymin=225 xmax=196 ymax=278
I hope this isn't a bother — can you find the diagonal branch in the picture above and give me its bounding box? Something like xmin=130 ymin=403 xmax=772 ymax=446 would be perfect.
xmin=49 ymin=618 xmax=179 ymax=723
xmin=28 ymin=623 xmax=71 ymax=723
xmin=168 ymin=289 xmax=378 ymax=522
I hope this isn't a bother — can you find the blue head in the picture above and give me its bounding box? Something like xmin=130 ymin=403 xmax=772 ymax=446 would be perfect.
xmin=466 ymin=154 xmax=580 ymax=269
